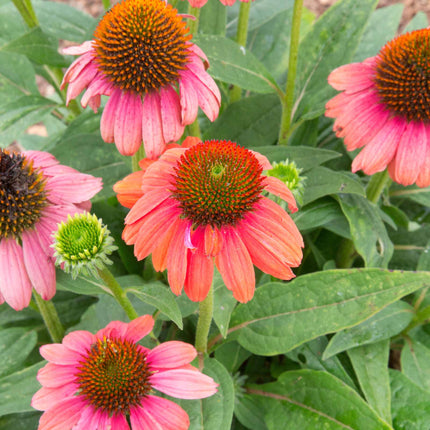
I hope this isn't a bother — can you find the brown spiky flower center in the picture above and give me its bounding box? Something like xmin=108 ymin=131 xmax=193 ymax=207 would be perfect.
xmin=374 ymin=29 xmax=430 ymax=122
xmin=93 ymin=0 xmax=191 ymax=94
xmin=171 ymin=140 xmax=265 ymax=228
xmin=0 ymin=150 xmax=47 ymax=240
xmin=76 ymin=337 xmax=152 ymax=415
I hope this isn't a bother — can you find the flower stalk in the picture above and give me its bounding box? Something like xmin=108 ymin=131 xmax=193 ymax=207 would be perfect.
xmin=230 ymin=1 xmax=252 ymax=103
xmin=33 ymin=292 xmax=65 ymax=343
xmin=195 ymin=284 xmax=214 ymax=357
xmin=278 ymin=0 xmax=304 ymax=145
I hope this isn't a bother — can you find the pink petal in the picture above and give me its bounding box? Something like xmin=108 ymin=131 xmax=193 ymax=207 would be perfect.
xmin=389 ymin=121 xmax=427 ymax=186
xmin=184 ymin=228 xmax=214 ymax=302
xmin=179 ymin=72 xmax=199 ymax=125
xmin=147 ymin=341 xmax=197 ymax=369
xmin=65 ymin=63 xmax=99 ymax=105
xmin=39 ymin=343 xmax=83 ymax=365
xmin=37 ymin=363 xmax=77 ymax=388
xmin=37 ymin=396 xmax=86 ymax=430
xmin=62 ymin=330 xmax=95 ymax=353
xmin=97 ymin=320 xmax=129 ymax=340
xmin=150 ymin=369 xmax=218 ymax=399
xmin=328 ymin=62 xmax=375 ymax=93
xmin=130 ymin=405 xmax=162 ymax=430
xmin=45 ymin=173 xmax=102 ymax=204
xmin=351 ymin=117 xmax=406 ymax=174
xmin=108 ymin=413 xmax=130 ymax=430
xmin=21 ymin=230 xmax=56 ymax=300
xmin=417 ymin=127 xmax=430 ymax=187
xmin=114 ymin=91 xmax=143 ymax=156
xmin=166 ymin=219 xmax=189 ymax=295
xmin=0 ymin=238 xmax=32 ymax=311
xmin=136 ymin=396 xmax=189 ymax=430
xmin=125 ymin=190 xmax=173 ymax=225
xmin=62 ymin=41 xmax=94 ymax=56
xmin=160 ymin=85 xmax=185 ymax=143
xmin=263 ymin=176 xmax=298 ymax=212
xmin=100 ymin=88 xmax=122 ymax=143
xmin=142 ymin=91 xmax=166 ymax=159
xmin=31 ymin=384 xmax=77 ymax=411
xmin=24 ymin=151 xmax=59 ymax=169
xmin=152 ymin=221 xmax=178 ymax=271
xmin=124 ymin=315 xmax=154 ymax=343
xmin=81 ymin=77 xmax=113 ymax=110
xmin=61 ymin=50 xmax=94 ymax=88
xmin=215 ymin=227 xmax=255 ymax=303
xmin=74 ymin=406 xmax=109 ymax=430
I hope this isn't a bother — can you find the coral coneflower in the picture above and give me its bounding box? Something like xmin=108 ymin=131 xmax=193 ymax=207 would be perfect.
xmin=326 ymin=29 xmax=430 ymax=187
xmin=184 ymin=0 xmax=254 ymax=7
xmin=61 ymin=0 xmax=221 ymax=159
xmin=0 ymin=150 xmax=102 ymax=311
xmin=32 ymin=315 xmax=218 ymax=430
xmin=114 ymin=139 xmax=304 ymax=303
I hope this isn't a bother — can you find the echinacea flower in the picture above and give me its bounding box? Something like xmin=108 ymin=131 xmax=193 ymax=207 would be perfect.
xmin=32 ymin=315 xmax=218 ymax=430
xmin=183 ymin=0 xmax=254 ymax=8
xmin=0 ymin=150 xmax=102 ymax=311
xmin=114 ymin=139 xmax=304 ymax=303
xmin=61 ymin=0 xmax=221 ymax=159
xmin=326 ymin=28 xmax=430 ymax=187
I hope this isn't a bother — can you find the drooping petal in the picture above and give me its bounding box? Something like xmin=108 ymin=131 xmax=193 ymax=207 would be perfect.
xmin=114 ymin=91 xmax=143 ymax=156
xmin=416 ymin=127 xmax=430 ymax=187
xmin=130 ymin=405 xmax=163 ymax=430
xmin=179 ymin=72 xmax=199 ymax=125
xmin=113 ymin=170 xmax=145 ymax=209
xmin=215 ymin=227 xmax=255 ymax=303
xmin=108 ymin=413 xmax=131 ymax=430
xmin=100 ymin=88 xmax=122 ymax=143
xmin=21 ymin=230 xmax=56 ymax=300
xmin=142 ymin=91 xmax=165 ymax=159
xmin=150 ymin=369 xmax=218 ymax=399
xmin=147 ymin=341 xmax=197 ymax=369
xmin=0 ymin=238 xmax=32 ymax=311
xmin=388 ymin=120 xmax=427 ymax=186
xmin=37 ymin=396 xmax=86 ymax=430
xmin=263 ymin=176 xmax=298 ymax=212
xmin=160 ymin=85 xmax=185 ymax=143
xmin=136 ymin=396 xmax=189 ymax=430
xmin=74 ymin=406 xmax=110 ymax=430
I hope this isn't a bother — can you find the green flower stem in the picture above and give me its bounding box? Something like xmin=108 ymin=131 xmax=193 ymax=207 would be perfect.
xmin=229 ymin=1 xmax=252 ymax=103
xmin=366 ymin=169 xmax=392 ymax=203
xmin=97 ymin=266 xmax=140 ymax=320
xmin=195 ymin=284 xmax=214 ymax=354
xmin=336 ymin=170 xmax=392 ymax=268
xmin=131 ymin=145 xmax=146 ymax=172
xmin=278 ymin=0 xmax=304 ymax=145
xmin=403 ymin=305 xmax=430 ymax=334
xmin=33 ymin=292 xmax=65 ymax=343
xmin=187 ymin=5 xmax=201 ymax=35
xmin=12 ymin=0 xmax=38 ymax=28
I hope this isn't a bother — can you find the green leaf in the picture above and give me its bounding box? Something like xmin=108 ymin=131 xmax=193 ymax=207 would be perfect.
xmin=401 ymin=339 xmax=430 ymax=393
xmin=286 ymin=337 xmax=356 ymax=389
xmin=213 ymin=270 xmax=237 ymax=338
xmin=194 ymin=34 xmax=280 ymax=94
xmin=34 ymin=0 xmax=96 ymax=42
xmin=203 ymin=94 xmax=281 ymax=147
xmin=50 ymin=132 xmax=130 ymax=201
xmin=302 ymin=167 xmax=365 ymax=206
xmin=214 ymin=341 xmax=251 ymax=374
xmin=0 ymin=362 xmax=44 ymax=416
xmin=323 ymin=301 xmax=413 ymax=359
xmin=336 ymin=194 xmax=394 ymax=268
xmin=2 ymin=26 xmax=66 ymax=67
xmin=229 ymin=269 xmax=430 ymax=356
xmin=347 ymin=340 xmax=392 ymax=425
xmin=0 ymin=95 xmax=55 ymax=146
xmin=0 ymin=52 xmax=37 ymax=99
xmin=0 ymin=412 xmax=41 ymax=430
xmin=353 ymin=4 xmax=403 ymax=62
xmin=56 ymin=269 xmax=110 ymax=295
xmin=234 ymin=394 xmax=268 ymax=430
xmin=390 ymin=369 xmax=430 ymax=430
xmin=128 ymin=281 xmax=183 ymax=329
xmin=250 ymin=370 xmax=391 ymax=430
xmin=177 ymin=358 xmax=234 ymax=430
xmin=249 ymin=146 xmax=340 ymax=171
xmin=0 ymin=2 xmax=27 ymax=46
xmin=390 ymin=184 xmax=430 ymax=207
xmin=294 ymin=0 xmax=378 ymax=120
xmin=0 ymin=329 xmax=37 ymax=378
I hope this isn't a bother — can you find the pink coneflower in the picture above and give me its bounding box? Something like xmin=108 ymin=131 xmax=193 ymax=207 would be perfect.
xmin=61 ymin=0 xmax=221 ymax=159
xmin=326 ymin=29 xmax=430 ymax=187
xmin=114 ymin=139 xmax=304 ymax=303
xmin=184 ymin=0 xmax=254 ymax=7
xmin=32 ymin=315 xmax=218 ymax=430
xmin=0 ymin=149 xmax=102 ymax=311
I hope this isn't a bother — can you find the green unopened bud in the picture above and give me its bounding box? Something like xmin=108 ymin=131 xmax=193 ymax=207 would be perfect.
xmin=52 ymin=212 xmax=117 ymax=279
xmin=267 ymin=159 xmax=305 ymax=206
